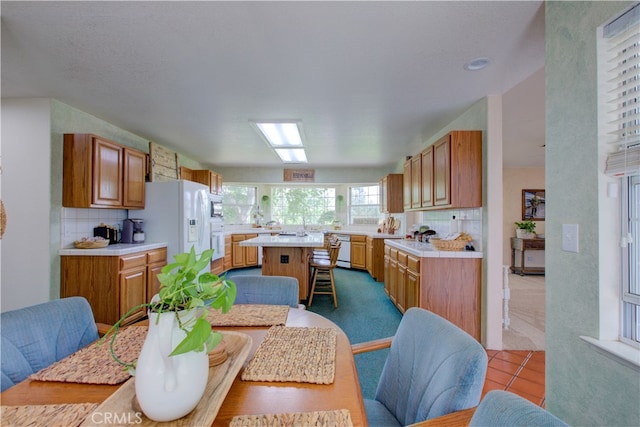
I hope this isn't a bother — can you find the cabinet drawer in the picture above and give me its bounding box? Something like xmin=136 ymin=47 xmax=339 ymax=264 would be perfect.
xmin=120 ymin=253 xmax=146 ymax=270
xmin=389 ymin=247 xmax=398 ymax=260
xmin=147 ymin=247 xmax=167 ymax=264
xmin=351 ymin=235 xmax=366 ymax=243
xmin=232 ymin=234 xmax=246 ymax=243
xmin=397 ymin=252 xmax=408 ymax=266
xmin=526 ymin=239 xmax=545 ymax=250
xmin=407 ymin=255 xmax=420 ymax=272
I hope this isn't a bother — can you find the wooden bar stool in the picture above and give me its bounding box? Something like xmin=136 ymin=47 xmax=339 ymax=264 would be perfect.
xmin=313 ymin=233 xmax=337 ymax=259
xmin=308 ymin=240 xmax=341 ymax=307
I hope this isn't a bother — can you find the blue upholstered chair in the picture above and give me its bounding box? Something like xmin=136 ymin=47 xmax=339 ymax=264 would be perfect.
xmin=352 ymin=307 xmax=488 ymax=426
xmin=231 ymin=275 xmax=302 ymax=309
xmin=1 ymin=296 xmax=99 ymax=391
xmin=470 ymin=390 xmax=568 ymax=426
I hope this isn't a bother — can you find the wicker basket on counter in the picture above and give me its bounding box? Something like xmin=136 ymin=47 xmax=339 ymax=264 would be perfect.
xmin=73 ymin=240 xmax=110 ymax=249
xmin=429 ymin=238 xmax=468 ymax=252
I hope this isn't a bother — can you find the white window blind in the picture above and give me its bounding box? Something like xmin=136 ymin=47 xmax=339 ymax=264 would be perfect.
xmin=604 ymin=3 xmax=640 ymax=177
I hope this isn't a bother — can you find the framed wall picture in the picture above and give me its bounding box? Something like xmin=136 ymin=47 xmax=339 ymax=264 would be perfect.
xmin=522 ymin=189 xmax=545 ymax=220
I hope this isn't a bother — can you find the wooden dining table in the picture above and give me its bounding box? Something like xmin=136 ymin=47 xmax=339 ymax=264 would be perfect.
xmin=0 ymin=308 xmax=368 ymax=426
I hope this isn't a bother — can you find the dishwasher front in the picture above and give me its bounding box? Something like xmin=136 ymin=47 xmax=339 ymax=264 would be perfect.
xmin=335 ymin=234 xmax=351 ymax=268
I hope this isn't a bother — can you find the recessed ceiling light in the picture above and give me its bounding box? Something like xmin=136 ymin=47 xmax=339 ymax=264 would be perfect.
xmin=464 ymin=57 xmax=490 ymax=71
xmin=251 ymin=120 xmax=308 ymax=163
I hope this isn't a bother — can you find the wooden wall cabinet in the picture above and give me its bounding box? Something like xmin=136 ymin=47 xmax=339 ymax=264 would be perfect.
xmin=384 ymin=244 xmax=480 ymax=340
xmin=403 ymin=159 xmax=412 ymax=211
xmin=403 ymin=130 xmax=482 ymax=211
xmin=61 ymin=247 xmax=167 ymax=326
xmin=410 ymin=155 xmax=422 ymax=209
xmin=350 ymin=235 xmax=367 ymax=270
xmin=380 ymin=174 xmax=404 ymax=213
xmin=63 ymin=134 xmax=147 ymax=209
xmin=180 ymin=166 xmax=193 ymax=181
xmin=231 ymin=234 xmax=258 ymax=268
xmin=191 ymin=169 xmax=223 ymax=195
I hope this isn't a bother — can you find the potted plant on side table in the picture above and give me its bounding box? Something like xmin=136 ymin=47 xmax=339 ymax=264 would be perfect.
xmin=514 ymin=220 xmax=537 ymax=239
xmin=101 ymin=245 xmax=236 ymax=422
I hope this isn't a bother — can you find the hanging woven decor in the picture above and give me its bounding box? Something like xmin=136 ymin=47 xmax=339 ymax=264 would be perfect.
xmin=0 ymin=199 xmax=6 ymax=240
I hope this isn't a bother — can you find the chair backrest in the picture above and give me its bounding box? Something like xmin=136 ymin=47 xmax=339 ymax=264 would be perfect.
xmin=328 ymin=240 xmax=341 ymax=265
xmin=470 ymin=390 xmax=568 ymax=426
xmin=374 ymin=307 xmax=488 ymax=425
xmin=1 ymin=296 xmax=99 ymax=391
xmin=231 ymin=275 xmax=300 ymax=308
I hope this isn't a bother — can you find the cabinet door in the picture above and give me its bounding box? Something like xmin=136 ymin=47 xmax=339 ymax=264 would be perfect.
xmin=180 ymin=166 xmax=193 ymax=181
xmin=421 ymin=146 xmax=434 ymax=208
xmin=403 ymin=160 xmax=412 ymax=210
xmin=433 ymin=136 xmax=451 ymax=206
xmin=406 ymin=269 xmax=419 ymax=310
xmin=92 ymin=137 xmax=123 ymax=206
xmin=411 ymin=155 xmax=422 ymax=209
xmin=397 ymin=263 xmax=407 ymax=313
xmin=123 ymin=148 xmax=146 ymax=208
xmin=147 ymin=263 xmax=164 ymax=301
xmin=351 ymin=236 xmax=367 ymax=270
xmin=365 ymin=237 xmax=373 ymax=276
xmin=224 ymin=235 xmax=232 ymax=271
xmin=380 ymin=177 xmax=388 ymax=213
xmin=232 ymin=235 xmax=246 ymax=267
xmin=383 ymin=246 xmax=391 ymax=296
xmin=245 ymin=234 xmax=258 ymax=266
xmin=120 ymin=266 xmax=147 ymax=324
xmin=216 ymin=174 xmax=223 ymax=195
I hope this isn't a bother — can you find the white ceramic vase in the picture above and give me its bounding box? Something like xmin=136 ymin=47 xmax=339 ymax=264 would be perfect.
xmin=134 ymin=308 xmax=209 ymax=422
xmin=516 ymin=229 xmax=536 ymax=239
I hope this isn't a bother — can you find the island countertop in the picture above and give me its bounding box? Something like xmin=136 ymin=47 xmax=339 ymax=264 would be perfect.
xmin=239 ymin=232 xmax=325 ymax=247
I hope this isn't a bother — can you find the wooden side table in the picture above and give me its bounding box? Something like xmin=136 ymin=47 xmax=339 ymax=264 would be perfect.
xmin=510 ymin=237 xmax=545 ymax=275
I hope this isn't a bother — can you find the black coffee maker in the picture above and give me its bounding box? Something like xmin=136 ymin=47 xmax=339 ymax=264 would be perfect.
xmin=122 ymin=218 xmax=145 ymax=243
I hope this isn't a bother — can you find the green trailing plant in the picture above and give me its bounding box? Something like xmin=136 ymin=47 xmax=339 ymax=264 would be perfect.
xmin=100 ymin=246 xmax=236 ymax=371
xmin=514 ymin=220 xmax=536 ymax=233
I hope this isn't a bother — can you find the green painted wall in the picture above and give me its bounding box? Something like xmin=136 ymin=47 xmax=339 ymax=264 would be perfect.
xmin=545 ymin=2 xmax=639 ymax=426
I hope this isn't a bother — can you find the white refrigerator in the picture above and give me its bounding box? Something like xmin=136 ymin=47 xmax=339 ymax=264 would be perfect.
xmin=137 ymin=180 xmax=211 ymax=264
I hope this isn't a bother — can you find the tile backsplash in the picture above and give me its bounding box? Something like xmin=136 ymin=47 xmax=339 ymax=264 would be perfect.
xmin=61 ymin=208 xmax=127 ymax=248
xmin=414 ymin=207 xmax=483 ymax=248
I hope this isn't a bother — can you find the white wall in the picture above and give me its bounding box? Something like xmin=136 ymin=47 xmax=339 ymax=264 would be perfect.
xmin=1 ymin=98 xmax=52 ymax=311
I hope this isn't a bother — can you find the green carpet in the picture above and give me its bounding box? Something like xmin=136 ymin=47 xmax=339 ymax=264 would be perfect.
xmin=226 ymin=266 xmax=403 ymax=399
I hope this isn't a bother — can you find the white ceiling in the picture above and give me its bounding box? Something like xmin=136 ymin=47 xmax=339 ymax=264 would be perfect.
xmin=1 ymin=1 xmax=546 ymax=169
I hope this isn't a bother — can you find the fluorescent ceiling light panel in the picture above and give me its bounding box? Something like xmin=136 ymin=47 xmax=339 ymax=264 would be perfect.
xmin=255 ymin=122 xmax=302 ymax=147
xmin=275 ymin=148 xmax=307 ymax=163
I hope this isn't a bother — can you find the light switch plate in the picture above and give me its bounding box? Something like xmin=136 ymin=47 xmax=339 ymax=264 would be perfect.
xmin=562 ymin=224 xmax=579 ymax=253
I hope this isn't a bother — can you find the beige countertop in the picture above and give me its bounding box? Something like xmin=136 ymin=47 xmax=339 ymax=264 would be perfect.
xmin=226 ymin=228 xmax=402 ymax=239
xmin=384 ymin=239 xmax=483 ymax=258
xmin=59 ymin=242 xmax=168 ymax=256
xmin=239 ymin=232 xmax=325 ymax=247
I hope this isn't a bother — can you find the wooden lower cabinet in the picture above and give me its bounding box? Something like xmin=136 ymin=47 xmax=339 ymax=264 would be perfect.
xmin=368 ymin=237 xmax=398 ymax=281
xmin=384 ymin=244 xmax=480 ymax=341
xmin=223 ymin=235 xmax=232 ymax=271
xmin=350 ymin=235 xmax=367 ymax=270
xmin=231 ymin=234 xmax=258 ymax=268
xmin=61 ymin=247 xmax=167 ymax=326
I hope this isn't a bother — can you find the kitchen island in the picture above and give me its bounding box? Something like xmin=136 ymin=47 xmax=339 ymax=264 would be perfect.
xmin=240 ymin=232 xmax=325 ymax=301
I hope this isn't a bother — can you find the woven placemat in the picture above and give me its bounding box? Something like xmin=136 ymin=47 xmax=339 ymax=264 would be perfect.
xmin=207 ymin=304 xmax=289 ymax=326
xmin=229 ymin=409 xmax=353 ymax=427
xmin=1 ymin=403 xmax=99 ymax=427
xmin=29 ymin=326 xmax=146 ymax=385
xmin=241 ymin=326 xmax=336 ymax=384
